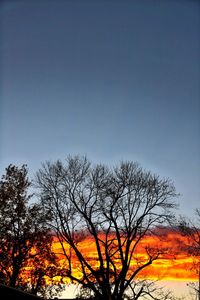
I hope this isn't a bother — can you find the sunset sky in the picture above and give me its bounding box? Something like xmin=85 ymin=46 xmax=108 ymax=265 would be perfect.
xmin=52 ymin=230 xmax=198 ymax=282
xmin=0 ymin=1 xmax=200 ymax=297
xmin=52 ymin=229 xmax=199 ymax=299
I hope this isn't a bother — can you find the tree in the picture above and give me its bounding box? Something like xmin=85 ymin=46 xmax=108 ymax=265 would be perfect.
xmin=178 ymin=209 xmax=200 ymax=300
xmin=36 ymin=155 xmax=178 ymax=300
xmin=0 ymin=164 xmax=63 ymax=298
xmin=76 ymin=279 xmax=174 ymax=300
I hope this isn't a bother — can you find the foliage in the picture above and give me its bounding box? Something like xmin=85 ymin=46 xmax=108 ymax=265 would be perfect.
xmin=36 ymin=155 xmax=178 ymax=300
xmin=0 ymin=164 xmax=63 ymax=298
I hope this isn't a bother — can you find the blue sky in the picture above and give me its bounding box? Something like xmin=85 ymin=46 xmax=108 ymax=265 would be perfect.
xmin=0 ymin=0 xmax=199 ymax=218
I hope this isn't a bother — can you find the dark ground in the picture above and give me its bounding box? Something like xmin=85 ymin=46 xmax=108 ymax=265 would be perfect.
xmin=0 ymin=284 xmax=42 ymax=299
xmin=0 ymin=284 xmax=77 ymax=299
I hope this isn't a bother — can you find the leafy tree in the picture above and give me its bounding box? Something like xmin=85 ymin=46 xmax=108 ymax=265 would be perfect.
xmin=36 ymin=155 xmax=178 ymax=300
xmin=0 ymin=164 xmax=63 ymax=298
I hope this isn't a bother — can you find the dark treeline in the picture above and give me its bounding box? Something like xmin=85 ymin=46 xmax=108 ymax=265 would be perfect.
xmin=0 ymin=156 xmax=199 ymax=300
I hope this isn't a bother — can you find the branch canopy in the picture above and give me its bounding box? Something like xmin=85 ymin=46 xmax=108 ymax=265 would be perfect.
xmin=36 ymin=156 xmax=178 ymax=300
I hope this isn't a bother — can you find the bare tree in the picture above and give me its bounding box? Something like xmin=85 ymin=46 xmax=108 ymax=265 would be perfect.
xmin=36 ymin=156 xmax=178 ymax=300
xmin=0 ymin=164 xmax=63 ymax=298
xmin=178 ymin=209 xmax=200 ymax=300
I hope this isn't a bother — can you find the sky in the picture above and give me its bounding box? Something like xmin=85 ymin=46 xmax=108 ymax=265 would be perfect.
xmin=52 ymin=230 xmax=199 ymax=299
xmin=0 ymin=0 xmax=200 ymax=220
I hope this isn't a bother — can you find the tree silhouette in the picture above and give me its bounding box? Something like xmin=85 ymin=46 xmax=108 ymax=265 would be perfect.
xmin=36 ymin=156 xmax=178 ymax=300
xmin=0 ymin=164 xmax=63 ymax=298
xmin=178 ymin=209 xmax=200 ymax=300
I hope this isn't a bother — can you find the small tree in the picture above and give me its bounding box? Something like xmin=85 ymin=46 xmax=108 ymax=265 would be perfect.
xmin=178 ymin=209 xmax=200 ymax=300
xmin=0 ymin=164 xmax=63 ymax=298
xmin=36 ymin=156 xmax=178 ymax=300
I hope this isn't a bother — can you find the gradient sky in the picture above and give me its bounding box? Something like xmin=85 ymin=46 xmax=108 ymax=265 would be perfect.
xmin=0 ymin=0 xmax=200 ymax=218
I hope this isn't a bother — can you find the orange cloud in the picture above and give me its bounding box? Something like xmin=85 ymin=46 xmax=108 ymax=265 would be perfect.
xmin=52 ymin=228 xmax=199 ymax=282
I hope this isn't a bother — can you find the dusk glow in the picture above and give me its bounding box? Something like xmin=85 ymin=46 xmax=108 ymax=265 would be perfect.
xmin=52 ymin=229 xmax=199 ymax=283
